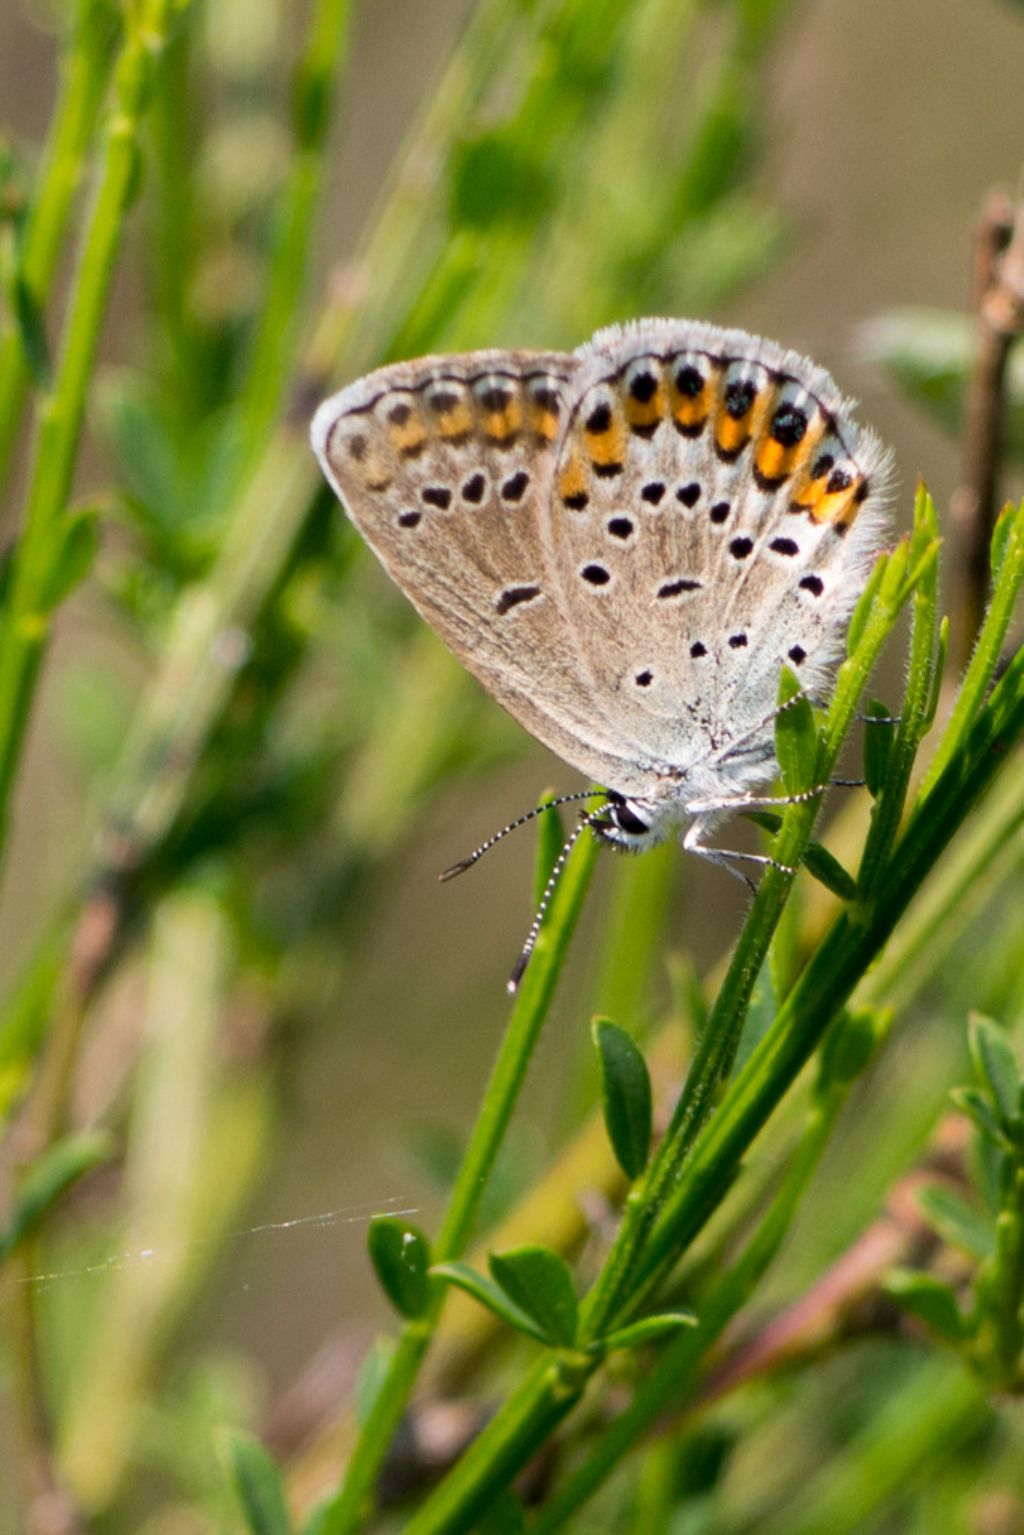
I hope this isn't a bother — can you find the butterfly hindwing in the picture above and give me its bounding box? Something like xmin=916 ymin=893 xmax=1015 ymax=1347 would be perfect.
xmin=543 ymin=320 xmax=891 ymax=785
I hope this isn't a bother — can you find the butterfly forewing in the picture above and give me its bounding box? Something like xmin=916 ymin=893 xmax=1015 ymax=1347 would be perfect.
xmin=312 ymin=350 xmax=645 ymax=789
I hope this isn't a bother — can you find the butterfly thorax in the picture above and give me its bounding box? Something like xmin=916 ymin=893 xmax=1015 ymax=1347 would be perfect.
xmin=597 ymin=735 xmax=779 ymax=851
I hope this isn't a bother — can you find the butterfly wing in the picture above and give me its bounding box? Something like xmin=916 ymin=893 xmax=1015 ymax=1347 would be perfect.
xmin=312 ymin=349 xmax=643 ymax=789
xmin=542 ymin=319 xmax=892 ymax=790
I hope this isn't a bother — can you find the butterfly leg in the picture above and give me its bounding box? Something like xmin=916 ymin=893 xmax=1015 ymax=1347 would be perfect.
xmin=682 ymin=818 xmax=797 ymax=887
xmin=685 ymin=786 xmax=825 ymax=816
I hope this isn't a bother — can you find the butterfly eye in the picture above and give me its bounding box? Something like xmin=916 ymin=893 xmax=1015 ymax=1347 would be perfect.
xmin=611 ymin=801 xmax=650 ymax=837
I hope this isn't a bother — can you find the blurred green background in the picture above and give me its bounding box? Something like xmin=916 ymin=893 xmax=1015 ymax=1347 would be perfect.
xmin=2 ymin=0 xmax=1024 ymax=1530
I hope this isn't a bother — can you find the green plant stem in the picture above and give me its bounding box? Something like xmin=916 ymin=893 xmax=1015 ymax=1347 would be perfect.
xmin=400 ymin=537 xmax=931 ymax=1535
xmin=0 ymin=0 xmax=187 ymax=874
xmin=531 ymin=1078 xmax=852 ymax=1534
xmin=332 ymin=539 xmax=1024 ymax=1460
xmin=854 ymin=488 xmax=939 ymax=904
xmin=233 ymin=0 xmax=352 ymax=456
xmin=754 ymin=1360 xmax=988 ymax=1535
xmin=0 ymin=0 xmax=117 ymax=484
xmin=318 ymin=827 xmax=599 ymax=1535
xmin=987 ymin=1163 xmax=1024 ymax=1381
xmin=146 ymin=17 xmax=196 ymax=393
xmin=635 ymin=621 xmax=1024 ymax=1293
xmin=578 ymin=537 xmax=923 ymax=1345
xmin=918 ymin=499 xmax=1024 ymax=801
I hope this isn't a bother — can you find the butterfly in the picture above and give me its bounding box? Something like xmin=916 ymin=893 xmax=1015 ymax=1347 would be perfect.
xmin=312 ymin=318 xmax=892 ymax=985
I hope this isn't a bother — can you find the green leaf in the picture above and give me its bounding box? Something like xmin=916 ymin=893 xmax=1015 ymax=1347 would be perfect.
xmin=991 ymin=501 xmax=1017 ymax=580
xmin=817 ymin=1007 xmax=884 ymax=1092
xmin=592 ymin=1018 xmax=652 ymax=1180
xmin=861 ymin=307 xmax=1024 ymax=463
xmin=922 ymin=616 xmax=949 ymax=729
xmin=884 ymin=1270 xmax=968 ymax=1342
xmin=449 ymin=132 xmax=554 ymax=230
xmin=802 ymin=842 xmax=856 ymax=901
xmin=862 ymin=699 xmax=896 ymax=797
xmin=951 ymin=1085 xmax=1008 ymax=1147
xmin=968 ymin=1013 xmax=1020 ymax=1129
xmin=0 ymin=1131 xmax=110 ymax=1262
xmin=847 ymin=552 xmax=888 ymax=655
xmin=367 ymin=1216 xmax=431 ymax=1319
xmin=774 ymin=665 xmax=817 ymax=795
xmin=598 ymin=1312 xmax=697 ymax=1353
xmin=38 ymin=506 xmax=100 ymax=613
xmin=488 ymin=1245 xmax=579 ymax=1347
xmin=12 ymin=274 xmax=52 ymax=386
xmin=224 ymin=1433 xmax=293 ymax=1535
xmin=478 ymin=1490 xmax=527 ymax=1534
xmin=917 ymin=1183 xmax=995 ymax=1260
xmin=744 ymin=813 xmax=854 ymax=901
xmin=675 ymin=66 xmax=751 ymax=219
xmin=430 ymin=1262 xmax=550 ymax=1344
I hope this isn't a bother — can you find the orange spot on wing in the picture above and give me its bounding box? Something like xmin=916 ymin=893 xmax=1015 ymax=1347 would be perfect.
xmin=787 ymin=426 xmax=833 ymax=509
xmin=437 ymin=400 xmax=474 ymax=441
xmin=669 ymin=381 xmax=710 ymax=434
xmin=624 ymin=382 xmax=666 ymax=433
xmin=388 ymin=414 xmax=428 ymax=457
xmin=584 ymin=415 xmax=627 ymax=468
xmin=755 ymin=437 xmax=793 ymax=482
xmin=823 ymin=478 xmax=864 ymax=529
xmin=530 ymin=401 xmax=560 ymax=442
xmin=481 ymin=394 xmax=524 ymax=444
xmin=558 ymin=448 xmax=590 ymax=504
xmin=715 ymin=412 xmax=751 ymax=456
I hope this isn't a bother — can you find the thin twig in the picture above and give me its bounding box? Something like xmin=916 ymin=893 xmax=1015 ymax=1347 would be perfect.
xmin=951 ymin=189 xmax=1024 ymax=662
xmin=692 ymin=1127 xmax=965 ymax=1412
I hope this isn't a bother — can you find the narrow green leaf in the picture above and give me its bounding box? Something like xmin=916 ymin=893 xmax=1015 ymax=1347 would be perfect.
xmin=950 ymin=1085 xmax=1007 ymax=1147
xmin=367 ymin=1216 xmax=431 ymax=1319
xmin=354 ymin=1336 xmax=395 ymax=1428
xmin=12 ymin=274 xmax=52 ymax=386
xmin=533 ymin=790 xmax=564 ymax=910
xmin=884 ymin=1269 xmax=968 ymax=1342
xmin=430 ymin=1261 xmax=550 ymax=1344
xmin=919 ymin=499 xmax=1024 ymax=802
xmin=598 ymin=1312 xmax=697 ymax=1353
xmin=592 ymin=1018 xmax=652 ymax=1180
xmin=225 ymin=1433 xmax=293 ymax=1535
xmin=0 ymin=1131 xmax=110 ymax=1262
xmin=744 ymin=809 xmax=781 ymax=834
xmin=488 ymin=1245 xmax=579 ymax=1347
xmin=478 ymin=1490 xmax=527 ymax=1535
xmin=802 ymin=842 xmax=856 ymax=901
xmin=774 ymin=665 xmax=817 ymax=795
xmin=847 ymin=549 xmax=889 ymax=655
xmin=817 ymin=1007 xmax=884 ymax=1092
xmin=968 ymin=1013 xmax=1021 ymax=1129
xmin=862 ymin=699 xmax=896 ymax=797
xmin=917 ymin=1183 xmax=995 ymax=1260
xmin=744 ymin=813 xmax=854 ymax=900
xmin=991 ymin=498 xmax=1017 ymax=579
xmin=38 ymin=506 xmax=100 ymax=613
xmin=922 ymin=615 xmax=949 ymax=729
